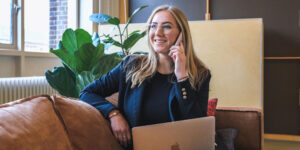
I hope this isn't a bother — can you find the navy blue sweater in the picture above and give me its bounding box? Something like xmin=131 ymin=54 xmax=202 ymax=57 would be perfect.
xmin=140 ymin=72 xmax=173 ymax=125
xmin=79 ymin=55 xmax=211 ymax=128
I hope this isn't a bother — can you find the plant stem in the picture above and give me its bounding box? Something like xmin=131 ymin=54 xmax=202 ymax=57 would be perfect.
xmin=126 ymin=28 xmax=128 ymax=54
xmin=117 ymin=25 xmax=125 ymax=56
xmin=124 ymin=0 xmax=129 ymax=42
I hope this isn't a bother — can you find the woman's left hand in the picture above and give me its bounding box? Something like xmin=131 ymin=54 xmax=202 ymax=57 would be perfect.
xmin=169 ymin=41 xmax=187 ymax=80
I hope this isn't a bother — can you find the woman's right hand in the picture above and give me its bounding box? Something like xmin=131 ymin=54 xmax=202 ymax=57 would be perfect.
xmin=109 ymin=110 xmax=131 ymax=147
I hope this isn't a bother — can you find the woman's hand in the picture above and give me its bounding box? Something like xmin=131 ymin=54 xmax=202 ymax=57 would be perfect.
xmin=168 ymin=41 xmax=187 ymax=80
xmin=109 ymin=110 xmax=131 ymax=147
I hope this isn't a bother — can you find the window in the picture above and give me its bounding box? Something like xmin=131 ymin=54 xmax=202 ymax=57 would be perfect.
xmin=0 ymin=1 xmax=12 ymax=44
xmin=25 ymin=0 xmax=77 ymax=52
xmin=0 ymin=0 xmax=17 ymax=49
xmin=24 ymin=0 xmax=50 ymax=52
xmin=0 ymin=0 xmax=78 ymax=53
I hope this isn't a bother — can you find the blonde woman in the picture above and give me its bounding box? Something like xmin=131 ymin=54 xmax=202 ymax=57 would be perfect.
xmin=80 ymin=5 xmax=211 ymax=149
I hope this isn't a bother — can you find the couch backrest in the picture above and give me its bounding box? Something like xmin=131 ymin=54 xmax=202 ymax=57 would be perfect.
xmin=216 ymin=107 xmax=263 ymax=150
xmin=0 ymin=95 xmax=123 ymax=150
xmin=51 ymin=95 xmax=123 ymax=150
xmin=0 ymin=95 xmax=73 ymax=150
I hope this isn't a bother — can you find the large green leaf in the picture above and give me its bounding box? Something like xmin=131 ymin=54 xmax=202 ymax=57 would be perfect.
xmin=62 ymin=29 xmax=77 ymax=55
xmin=92 ymin=53 xmax=121 ymax=78
xmin=129 ymin=30 xmax=141 ymax=37
xmin=103 ymin=37 xmax=122 ymax=48
xmin=74 ymin=43 xmax=105 ymax=73
xmin=123 ymin=30 xmax=147 ymax=50
xmin=75 ymin=50 xmax=121 ymax=93
xmin=108 ymin=17 xmax=120 ymax=25
xmin=76 ymin=71 xmax=96 ymax=94
xmin=50 ymin=48 xmax=77 ymax=73
xmin=62 ymin=63 xmax=76 ymax=82
xmin=62 ymin=29 xmax=92 ymax=55
xmin=75 ymin=29 xmax=93 ymax=49
xmin=45 ymin=66 xmax=79 ymax=98
xmin=50 ymin=28 xmax=94 ymax=74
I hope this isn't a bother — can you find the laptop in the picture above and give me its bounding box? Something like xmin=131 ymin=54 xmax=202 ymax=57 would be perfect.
xmin=132 ymin=116 xmax=215 ymax=150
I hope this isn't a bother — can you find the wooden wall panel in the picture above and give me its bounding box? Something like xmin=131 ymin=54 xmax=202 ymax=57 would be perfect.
xmin=264 ymin=60 xmax=300 ymax=135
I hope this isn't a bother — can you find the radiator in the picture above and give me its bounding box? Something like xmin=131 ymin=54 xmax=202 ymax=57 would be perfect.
xmin=0 ymin=76 xmax=58 ymax=104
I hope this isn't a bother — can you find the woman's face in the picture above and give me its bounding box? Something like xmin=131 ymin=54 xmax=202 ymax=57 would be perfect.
xmin=149 ymin=10 xmax=180 ymax=54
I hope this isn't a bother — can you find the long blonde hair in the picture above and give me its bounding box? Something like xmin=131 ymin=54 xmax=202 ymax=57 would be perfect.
xmin=126 ymin=5 xmax=209 ymax=89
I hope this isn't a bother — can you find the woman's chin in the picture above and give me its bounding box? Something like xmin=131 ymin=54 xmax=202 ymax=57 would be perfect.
xmin=155 ymin=50 xmax=169 ymax=55
xmin=154 ymin=47 xmax=169 ymax=54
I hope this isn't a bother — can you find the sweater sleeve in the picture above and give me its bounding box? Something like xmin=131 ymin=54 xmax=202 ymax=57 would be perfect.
xmin=172 ymin=72 xmax=211 ymax=120
xmin=79 ymin=59 xmax=126 ymax=119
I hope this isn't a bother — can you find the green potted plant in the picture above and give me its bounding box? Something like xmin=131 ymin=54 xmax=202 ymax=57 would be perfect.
xmin=45 ymin=5 xmax=148 ymax=98
xmin=89 ymin=5 xmax=148 ymax=56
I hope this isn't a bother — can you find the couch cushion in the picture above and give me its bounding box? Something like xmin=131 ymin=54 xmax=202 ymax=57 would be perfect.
xmin=0 ymin=95 xmax=73 ymax=150
xmin=207 ymin=98 xmax=218 ymax=116
xmin=51 ymin=95 xmax=123 ymax=150
xmin=217 ymin=128 xmax=238 ymax=150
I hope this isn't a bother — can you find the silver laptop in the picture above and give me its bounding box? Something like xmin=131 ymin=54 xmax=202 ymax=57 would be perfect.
xmin=132 ymin=116 xmax=215 ymax=150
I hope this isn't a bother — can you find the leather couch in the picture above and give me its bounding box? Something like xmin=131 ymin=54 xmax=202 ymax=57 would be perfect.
xmin=0 ymin=94 xmax=263 ymax=150
xmin=0 ymin=95 xmax=123 ymax=150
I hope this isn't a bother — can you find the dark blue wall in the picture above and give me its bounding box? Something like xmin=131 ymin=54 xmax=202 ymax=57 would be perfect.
xmin=130 ymin=0 xmax=206 ymax=23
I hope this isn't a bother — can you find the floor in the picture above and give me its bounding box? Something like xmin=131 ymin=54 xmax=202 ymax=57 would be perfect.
xmin=264 ymin=139 xmax=300 ymax=150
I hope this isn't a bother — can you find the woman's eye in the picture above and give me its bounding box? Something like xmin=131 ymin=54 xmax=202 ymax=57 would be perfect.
xmin=163 ymin=25 xmax=171 ymax=29
xmin=150 ymin=24 xmax=157 ymax=29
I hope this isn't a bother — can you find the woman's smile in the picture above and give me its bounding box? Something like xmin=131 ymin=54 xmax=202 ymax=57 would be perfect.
xmin=154 ymin=39 xmax=168 ymax=45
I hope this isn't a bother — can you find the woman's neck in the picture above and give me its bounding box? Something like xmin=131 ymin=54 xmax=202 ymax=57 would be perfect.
xmin=157 ymin=53 xmax=173 ymax=74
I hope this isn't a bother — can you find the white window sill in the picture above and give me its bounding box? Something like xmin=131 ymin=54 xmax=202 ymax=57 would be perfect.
xmin=0 ymin=49 xmax=56 ymax=58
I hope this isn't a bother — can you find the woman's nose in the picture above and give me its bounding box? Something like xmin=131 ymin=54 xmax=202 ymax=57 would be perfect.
xmin=155 ymin=27 xmax=164 ymax=36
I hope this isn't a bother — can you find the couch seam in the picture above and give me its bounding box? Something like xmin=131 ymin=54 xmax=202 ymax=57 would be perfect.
xmin=49 ymin=95 xmax=76 ymax=150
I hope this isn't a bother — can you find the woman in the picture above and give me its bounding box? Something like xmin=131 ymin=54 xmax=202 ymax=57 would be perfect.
xmin=80 ymin=5 xmax=211 ymax=149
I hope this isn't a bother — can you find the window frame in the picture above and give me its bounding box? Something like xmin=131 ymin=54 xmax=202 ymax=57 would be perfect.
xmin=0 ymin=0 xmax=82 ymax=53
xmin=0 ymin=0 xmax=112 ymax=55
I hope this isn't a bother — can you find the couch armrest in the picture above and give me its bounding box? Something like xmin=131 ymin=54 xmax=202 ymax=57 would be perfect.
xmin=215 ymin=107 xmax=263 ymax=150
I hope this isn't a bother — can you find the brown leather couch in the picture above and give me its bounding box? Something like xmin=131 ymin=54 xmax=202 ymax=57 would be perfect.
xmin=0 ymin=95 xmax=123 ymax=150
xmin=0 ymin=94 xmax=263 ymax=150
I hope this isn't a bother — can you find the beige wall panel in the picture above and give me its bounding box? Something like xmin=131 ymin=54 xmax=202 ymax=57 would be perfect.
xmin=99 ymin=18 xmax=263 ymax=108
xmin=190 ymin=19 xmax=263 ymax=108
xmin=0 ymin=56 xmax=16 ymax=77
xmin=24 ymin=57 xmax=61 ymax=77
